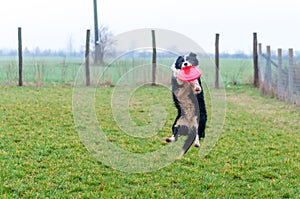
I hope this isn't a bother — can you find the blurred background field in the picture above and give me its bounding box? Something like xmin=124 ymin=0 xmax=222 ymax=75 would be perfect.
xmin=0 ymin=56 xmax=253 ymax=87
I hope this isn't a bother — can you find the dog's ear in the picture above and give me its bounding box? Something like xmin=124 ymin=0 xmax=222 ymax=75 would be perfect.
xmin=187 ymin=52 xmax=199 ymax=66
xmin=175 ymin=56 xmax=184 ymax=69
xmin=189 ymin=52 xmax=197 ymax=58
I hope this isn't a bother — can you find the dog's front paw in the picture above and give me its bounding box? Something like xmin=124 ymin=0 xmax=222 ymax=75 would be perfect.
xmin=176 ymin=78 xmax=184 ymax=85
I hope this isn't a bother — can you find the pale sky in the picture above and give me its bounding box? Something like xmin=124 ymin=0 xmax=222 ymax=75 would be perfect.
xmin=1 ymin=0 xmax=299 ymax=54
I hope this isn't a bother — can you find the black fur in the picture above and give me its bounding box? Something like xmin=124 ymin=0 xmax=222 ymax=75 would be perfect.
xmin=170 ymin=53 xmax=207 ymax=154
xmin=174 ymin=56 xmax=185 ymax=69
xmin=171 ymin=79 xmax=207 ymax=137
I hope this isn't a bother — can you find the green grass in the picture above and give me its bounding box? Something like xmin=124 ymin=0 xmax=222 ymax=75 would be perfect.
xmin=220 ymin=58 xmax=253 ymax=85
xmin=0 ymin=56 xmax=253 ymax=86
xmin=0 ymin=85 xmax=299 ymax=198
xmin=0 ymin=56 xmax=82 ymax=85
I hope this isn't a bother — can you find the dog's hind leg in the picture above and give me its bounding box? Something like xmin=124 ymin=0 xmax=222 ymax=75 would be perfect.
xmin=166 ymin=125 xmax=179 ymax=142
xmin=166 ymin=111 xmax=181 ymax=143
xmin=166 ymin=135 xmax=176 ymax=143
xmin=194 ymin=134 xmax=200 ymax=147
xmin=197 ymin=78 xmax=207 ymax=139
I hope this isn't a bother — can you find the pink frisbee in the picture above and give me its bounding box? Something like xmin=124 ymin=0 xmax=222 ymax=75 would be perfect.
xmin=177 ymin=66 xmax=202 ymax=82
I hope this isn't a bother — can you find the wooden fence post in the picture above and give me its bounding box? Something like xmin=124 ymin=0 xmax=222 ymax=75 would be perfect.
xmin=215 ymin=33 xmax=220 ymax=88
xmin=253 ymin=33 xmax=259 ymax=87
xmin=277 ymin=48 xmax=282 ymax=99
xmin=18 ymin=27 xmax=23 ymax=86
xmin=288 ymin=48 xmax=294 ymax=103
xmin=85 ymin=29 xmax=91 ymax=86
xmin=151 ymin=30 xmax=157 ymax=86
xmin=265 ymin=45 xmax=272 ymax=94
xmin=258 ymin=43 xmax=263 ymax=84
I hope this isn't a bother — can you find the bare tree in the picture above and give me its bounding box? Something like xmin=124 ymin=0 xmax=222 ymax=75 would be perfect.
xmin=93 ymin=25 xmax=115 ymax=65
xmin=67 ymin=36 xmax=74 ymax=56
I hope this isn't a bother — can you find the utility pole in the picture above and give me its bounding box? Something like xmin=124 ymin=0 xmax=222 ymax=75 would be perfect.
xmin=93 ymin=0 xmax=100 ymax=64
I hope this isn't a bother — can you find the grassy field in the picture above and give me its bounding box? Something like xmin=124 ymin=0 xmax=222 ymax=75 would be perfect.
xmin=0 ymin=56 xmax=253 ymax=86
xmin=0 ymin=85 xmax=299 ymax=198
xmin=0 ymin=56 xmax=82 ymax=85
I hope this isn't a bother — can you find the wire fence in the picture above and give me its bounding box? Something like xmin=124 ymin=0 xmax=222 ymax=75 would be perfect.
xmin=0 ymin=54 xmax=172 ymax=86
xmin=0 ymin=54 xmax=255 ymax=87
xmin=1 ymin=28 xmax=254 ymax=87
xmin=258 ymin=44 xmax=300 ymax=106
xmin=0 ymin=56 xmax=82 ymax=86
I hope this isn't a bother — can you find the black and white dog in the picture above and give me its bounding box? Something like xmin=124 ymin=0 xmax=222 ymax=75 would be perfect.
xmin=166 ymin=52 xmax=207 ymax=156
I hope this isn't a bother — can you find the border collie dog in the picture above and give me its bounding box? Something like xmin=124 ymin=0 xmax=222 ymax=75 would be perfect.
xmin=166 ymin=52 xmax=207 ymax=156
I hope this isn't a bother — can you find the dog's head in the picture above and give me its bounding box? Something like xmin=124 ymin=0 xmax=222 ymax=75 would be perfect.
xmin=171 ymin=52 xmax=201 ymax=93
xmin=172 ymin=52 xmax=199 ymax=71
